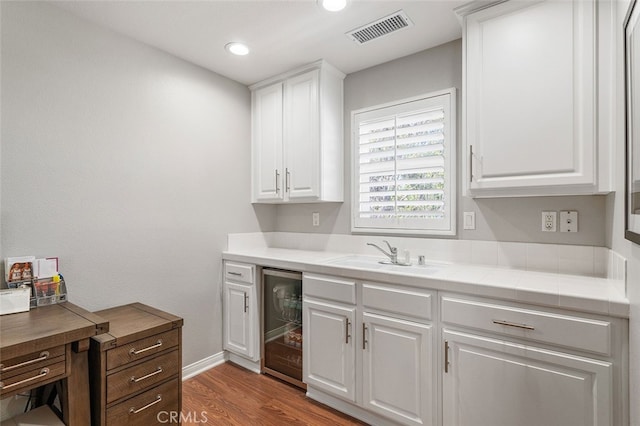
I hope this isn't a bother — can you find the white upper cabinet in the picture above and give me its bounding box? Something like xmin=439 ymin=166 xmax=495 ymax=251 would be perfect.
xmin=251 ymin=60 xmax=345 ymax=203
xmin=252 ymin=84 xmax=284 ymax=201
xmin=457 ymin=0 xmax=615 ymax=197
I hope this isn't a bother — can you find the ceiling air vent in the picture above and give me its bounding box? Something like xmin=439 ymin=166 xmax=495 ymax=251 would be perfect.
xmin=346 ymin=10 xmax=414 ymax=45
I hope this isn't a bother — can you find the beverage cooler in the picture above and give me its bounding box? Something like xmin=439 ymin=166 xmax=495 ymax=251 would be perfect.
xmin=262 ymin=268 xmax=304 ymax=388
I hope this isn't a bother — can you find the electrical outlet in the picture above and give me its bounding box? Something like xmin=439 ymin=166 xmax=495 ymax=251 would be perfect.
xmin=312 ymin=212 xmax=320 ymax=227
xmin=541 ymin=211 xmax=557 ymax=232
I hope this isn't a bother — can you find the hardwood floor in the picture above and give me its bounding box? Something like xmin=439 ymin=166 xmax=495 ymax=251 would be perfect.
xmin=182 ymin=362 xmax=367 ymax=425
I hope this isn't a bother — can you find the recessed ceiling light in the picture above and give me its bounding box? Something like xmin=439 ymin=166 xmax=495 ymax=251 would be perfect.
xmin=319 ymin=0 xmax=347 ymax=12
xmin=225 ymin=42 xmax=249 ymax=56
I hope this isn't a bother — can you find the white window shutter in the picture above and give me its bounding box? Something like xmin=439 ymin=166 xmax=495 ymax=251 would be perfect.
xmin=352 ymin=90 xmax=456 ymax=235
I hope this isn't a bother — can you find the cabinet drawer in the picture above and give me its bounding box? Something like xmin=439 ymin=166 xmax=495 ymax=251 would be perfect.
xmin=107 ymin=350 xmax=180 ymax=404
xmin=363 ymin=283 xmax=433 ymax=321
xmin=441 ymin=296 xmax=611 ymax=355
xmin=0 ymin=345 xmax=65 ymax=379
xmin=0 ymin=360 xmax=66 ymax=396
xmin=224 ymin=262 xmax=255 ymax=284
xmin=107 ymin=329 xmax=179 ymax=371
xmin=106 ymin=378 xmax=179 ymax=426
xmin=303 ymin=273 xmax=355 ymax=304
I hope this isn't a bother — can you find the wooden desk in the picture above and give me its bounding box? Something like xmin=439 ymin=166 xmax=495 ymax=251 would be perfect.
xmin=0 ymin=302 xmax=109 ymax=425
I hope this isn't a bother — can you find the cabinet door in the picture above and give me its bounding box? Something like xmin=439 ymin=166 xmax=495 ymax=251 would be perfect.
xmin=464 ymin=0 xmax=596 ymax=195
xmin=285 ymin=69 xmax=320 ymax=200
xmin=442 ymin=330 xmax=612 ymax=426
xmin=223 ymin=281 xmax=257 ymax=360
xmin=303 ymin=298 xmax=356 ymax=402
xmin=252 ymin=83 xmax=284 ymax=202
xmin=362 ymin=313 xmax=434 ymax=426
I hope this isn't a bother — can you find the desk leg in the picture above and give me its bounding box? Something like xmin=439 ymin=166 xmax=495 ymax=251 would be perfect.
xmin=61 ymin=339 xmax=91 ymax=426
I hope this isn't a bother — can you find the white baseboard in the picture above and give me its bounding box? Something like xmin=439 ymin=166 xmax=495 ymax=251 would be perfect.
xmin=182 ymin=351 xmax=226 ymax=380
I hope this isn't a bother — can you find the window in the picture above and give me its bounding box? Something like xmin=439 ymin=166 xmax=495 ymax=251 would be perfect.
xmin=351 ymin=89 xmax=456 ymax=235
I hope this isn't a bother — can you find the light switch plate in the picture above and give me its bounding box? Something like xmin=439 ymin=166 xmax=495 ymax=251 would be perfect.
xmin=463 ymin=212 xmax=476 ymax=230
xmin=312 ymin=212 xmax=320 ymax=227
xmin=560 ymin=211 xmax=578 ymax=232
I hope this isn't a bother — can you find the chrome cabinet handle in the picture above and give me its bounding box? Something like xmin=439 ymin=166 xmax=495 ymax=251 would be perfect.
xmin=228 ymin=271 xmax=242 ymax=276
xmin=244 ymin=292 xmax=248 ymax=313
xmin=129 ymin=394 xmax=162 ymax=414
xmin=469 ymin=145 xmax=473 ymax=182
xmin=0 ymin=351 xmax=49 ymax=372
xmin=130 ymin=366 xmax=163 ymax=383
xmin=345 ymin=319 xmax=351 ymax=344
xmin=444 ymin=340 xmax=450 ymax=373
xmin=275 ymin=169 xmax=280 ymax=193
xmin=130 ymin=340 xmax=163 ymax=355
xmin=286 ymin=168 xmax=291 ymax=192
xmin=362 ymin=323 xmax=368 ymax=350
xmin=0 ymin=368 xmax=49 ymax=391
xmin=492 ymin=319 xmax=535 ymax=331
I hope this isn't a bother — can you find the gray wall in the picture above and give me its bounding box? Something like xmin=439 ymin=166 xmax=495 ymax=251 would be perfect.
xmin=0 ymin=1 xmax=276 ymax=366
xmin=276 ymin=39 xmax=607 ymax=246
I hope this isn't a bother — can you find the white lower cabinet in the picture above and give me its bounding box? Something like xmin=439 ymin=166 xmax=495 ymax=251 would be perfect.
xmin=304 ymin=298 xmax=356 ymax=402
xmin=362 ymin=312 xmax=433 ymax=425
xmin=441 ymin=294 xmax=625 ymax=426
xmin=303 ymin=273 xmax=435 ymax=426
xmin=223 ymin=262 xmax=259 ymax=362
xmin=442 ymin=330 xmax=612 ymax=426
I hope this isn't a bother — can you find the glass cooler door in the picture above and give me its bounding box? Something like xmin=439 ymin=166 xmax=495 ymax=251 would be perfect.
xmin=262 ymin=268 xmax=304 ymax=388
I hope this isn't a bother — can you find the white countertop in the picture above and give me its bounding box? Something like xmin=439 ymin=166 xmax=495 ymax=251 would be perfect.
xmin=222 ymin=247 xmax=629 ymax=318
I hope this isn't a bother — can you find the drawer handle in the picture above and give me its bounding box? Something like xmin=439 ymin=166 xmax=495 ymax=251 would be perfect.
xmin=129 ymin=394 xmax=162 ymax=415
xmin=228 ymin=271 xmax=242 ymax=276
xmin=0 ymin=351 xmax=49 ymax=372
xmin=129 ymin=340 xmax=163 ymax=355
xmin=0 ymin=368 xmax=50 ymax=391
xmin=492 ymin=319 xmax=535 ymax=331
xmin=130 ymin=366 xmax=163 ymax=383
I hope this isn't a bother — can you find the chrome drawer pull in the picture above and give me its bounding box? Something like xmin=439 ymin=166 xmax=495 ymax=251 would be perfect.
xmin=130 ymin=366 xmax=163 ymax=383
xmin=129 ymin=394 xmax=162 ymax=414
xmin=0 ymin=368 xmax=50 ymax=391
xmin=228 ymin=271 xmax=242 ymax=276
xmin=129 ymin=340 xmax=163 ymax=355
xmin=492 ymin=319 xmax=535 ymax=331
xmin=0 ymin=351 xmax=49 ymax=372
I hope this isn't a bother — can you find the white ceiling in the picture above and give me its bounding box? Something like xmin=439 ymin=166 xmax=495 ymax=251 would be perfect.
xmin=52 ymin=0 xmax=466 ymax=86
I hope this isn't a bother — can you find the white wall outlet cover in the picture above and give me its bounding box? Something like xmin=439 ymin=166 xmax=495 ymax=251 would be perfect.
xmin=541 ymin=211 xmax=557 ymax=232
xmin=463 ymin=212 xmax=476 ymax=230
xmin=560 ymin=211 xmax=578 ymax=232
xmin=312 ymin=212 xmax=320 ymax=227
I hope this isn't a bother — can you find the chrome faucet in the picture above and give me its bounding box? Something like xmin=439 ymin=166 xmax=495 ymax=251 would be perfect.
xmin=367 ymin=240 xmax=399 ymax=264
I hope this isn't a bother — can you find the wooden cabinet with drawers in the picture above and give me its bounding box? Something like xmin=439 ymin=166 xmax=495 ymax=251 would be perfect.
xmin=89 ymin=303 xmax=183 ymax=426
